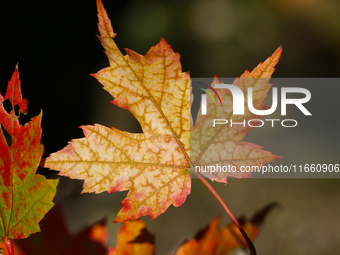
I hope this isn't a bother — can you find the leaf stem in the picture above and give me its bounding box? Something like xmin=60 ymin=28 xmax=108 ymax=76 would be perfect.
xmin=5 ymin=237 xmax=14 ymax=255
xmin=193 ymin=172 xmax=256 ymax=255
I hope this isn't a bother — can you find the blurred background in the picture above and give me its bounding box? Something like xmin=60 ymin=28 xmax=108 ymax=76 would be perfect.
xmin=1 ymin=0 xmax=340 ymax=254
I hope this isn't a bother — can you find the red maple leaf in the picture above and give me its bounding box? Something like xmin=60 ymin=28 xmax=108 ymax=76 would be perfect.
xmin=0 ymin=66 xmax=58 ymax=253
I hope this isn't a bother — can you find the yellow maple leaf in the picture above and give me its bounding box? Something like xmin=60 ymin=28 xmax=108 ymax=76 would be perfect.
xmin=191 ymin=49 xmax=282 ymax=182
xmin=43 ymin=0 xmax=281 ymax=222
xmin=44 ymin=0 xmax=191 ymax=222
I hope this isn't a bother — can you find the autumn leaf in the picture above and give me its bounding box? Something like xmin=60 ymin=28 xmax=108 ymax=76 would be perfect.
xmin=106 ymin=203 xmax=276 ymax=255
xmin=191 ymin=49 xmax=282 ymax=182
xmin=108 ymin=220 xmax=154 ymax=255
xmin=0 ymin=67 xmax=58 ymax=247
xmin=42 ymin=0 xmax=280 ymax=222
xmin=175 ymin=217 xmax=221 ymax=255
xmin=43 ymin=0 xmax=191 ymax=222
xmin=174 ymin=203 xmax=277 ymax=255
xmin=173 ymin=218 xmax=254 ymax=255
xmin=13 ymin=205 xmax=107 ymax=255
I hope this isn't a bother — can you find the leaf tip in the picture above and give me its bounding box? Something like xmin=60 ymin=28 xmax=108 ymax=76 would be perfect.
xmin=95 ymin=0 xmax=103 ymax=10
xmin=96 ymin=0 xmax=116 ymax=39
xmin=273 ymin=46 xmax=283 ymax=57
xmin=90 ymin=73 xmax=97 ymax=78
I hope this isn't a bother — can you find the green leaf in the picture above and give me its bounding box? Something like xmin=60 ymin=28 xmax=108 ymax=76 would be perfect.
xmin=0 ymin=66 xmax=58 ymax=242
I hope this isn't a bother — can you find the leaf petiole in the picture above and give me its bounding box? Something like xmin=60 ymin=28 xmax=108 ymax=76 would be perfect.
xmin=5 ymin=237 xmax=14 ymax=255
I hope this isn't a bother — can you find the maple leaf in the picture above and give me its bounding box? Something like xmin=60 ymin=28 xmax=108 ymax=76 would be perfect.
xmin=105 ymin=203 xmax=276 ymax=255
xmin=42 ymin=0 xmax=280 ymax=222
xmin=108 ymin=220 xmax=154 ymax=255
xmin=13 ymin=205 xmax=107 ymax=255
xmin=174 ymin=218 xmax=256 ymax=255
xmin=0 ymin=67 xmax=58 ymax=247
xmin=174 ymin=203 xmax=277 ymax=255
xmin=191 ymin=49 xmax=282 ymax=182
xmin=43 ymin=0 xmax=191 ymax=222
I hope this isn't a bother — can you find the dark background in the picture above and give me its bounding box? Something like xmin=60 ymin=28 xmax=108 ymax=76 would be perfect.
xmin=1 ymin=0 xmax=340 ymax=254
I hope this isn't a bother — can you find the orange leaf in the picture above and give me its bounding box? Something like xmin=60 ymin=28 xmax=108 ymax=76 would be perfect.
xmin=175 ymin=217 xmax=221 ymax=255
xmin=175 ymin=203 xmax=277 ymax=255
xmin=175 ymin=218 xmax=259 ymax=255
xmin=108 ymin=220 xmax=154 ymax=255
